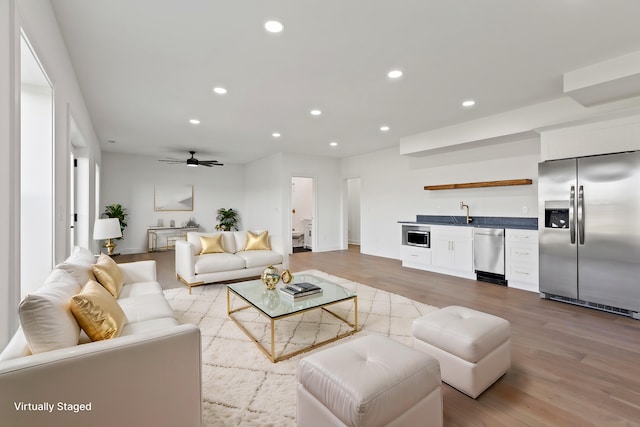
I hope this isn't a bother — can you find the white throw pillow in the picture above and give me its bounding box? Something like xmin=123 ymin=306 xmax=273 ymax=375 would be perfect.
xmin=19 ymin=280 xmax=82 ymax=354
xmin=55 ymin=246 xmax=96 ymax=286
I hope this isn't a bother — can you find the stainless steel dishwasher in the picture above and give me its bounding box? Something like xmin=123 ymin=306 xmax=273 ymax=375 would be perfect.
xmin=473 ymin=228 xmax=507 ymax=285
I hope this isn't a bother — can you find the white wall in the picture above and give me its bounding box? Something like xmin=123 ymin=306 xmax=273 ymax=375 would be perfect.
xmin=347 ymin=178 xmax=361 ymax=244
xmin=0 ymin=0 xmax=20 ymax=349
xmin=1 ymin=0 xmax=102 ymax=347
xmin=243 ymin=152 xmax=284 ymax=235
xmin=341 ymin=137 xmax=541 ymax=259
xmin=281 ymin=153 xmax=342 ymax=252
xmin=243 ymin=152 xmax=342 ymax=252
xmin=101 ymin=152 xmax=246 ymax=253
xmin=20 ymin=84 xmax=53 ymax=297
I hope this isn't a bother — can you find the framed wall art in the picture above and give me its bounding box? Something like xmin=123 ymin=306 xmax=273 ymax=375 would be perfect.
xmin=154 ymin=184 xmax=194 ymax=211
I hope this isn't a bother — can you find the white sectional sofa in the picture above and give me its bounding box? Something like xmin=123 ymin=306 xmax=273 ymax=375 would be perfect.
xmin=175 ymin=230 xmax=288 ymax=293
xmin=0 ymin=247 xmax=201 ymax=427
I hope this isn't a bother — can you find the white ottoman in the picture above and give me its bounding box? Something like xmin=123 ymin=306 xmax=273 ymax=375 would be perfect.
xmin=412 ymin=306 xmax=511 ymax=399
xmin=297 ymin=334 xmax=443 ymax=427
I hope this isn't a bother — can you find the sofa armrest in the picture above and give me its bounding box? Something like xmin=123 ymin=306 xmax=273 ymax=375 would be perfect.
xmin=0 ymin=324 xmax=201 ymax=427
xmin=117 ymin=260 xmax=157 ymax=284
xmin=270 ymin=235 xmax=290 ymax=270
xmin=175 ymin=240 xmax=196 ymax=283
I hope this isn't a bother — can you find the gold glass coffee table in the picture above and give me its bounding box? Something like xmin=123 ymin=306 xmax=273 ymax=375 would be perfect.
xmin=227 ymin=273 xmax=358 ymax=363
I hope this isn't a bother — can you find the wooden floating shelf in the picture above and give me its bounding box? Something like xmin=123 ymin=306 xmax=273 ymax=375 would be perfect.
xmin=424 ymin=179 xmax=533 ymax=191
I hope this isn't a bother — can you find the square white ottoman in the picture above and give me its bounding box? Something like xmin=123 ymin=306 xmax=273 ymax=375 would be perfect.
xmin=297 ymin=334 xmax=443 ymax=427
xmin=412 ymin=306 xmax=511 ymax=399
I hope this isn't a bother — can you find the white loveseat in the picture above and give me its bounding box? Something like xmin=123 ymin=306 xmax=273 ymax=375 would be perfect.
xmin=0 ymin=247 xmax=201 ymax=427
xmin=175 ymin=230 xmax=288 ymax=293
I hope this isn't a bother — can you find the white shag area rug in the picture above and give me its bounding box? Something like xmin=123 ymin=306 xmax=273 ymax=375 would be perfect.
xmin=163 ymin=270 xmax=438 ymax=427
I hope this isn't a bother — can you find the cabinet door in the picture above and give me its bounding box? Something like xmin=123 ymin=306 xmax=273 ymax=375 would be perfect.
xmin=432 ymin=238 xmax=452 ymax=268
xmin=451 ymin=238 xmax=473 ymax=273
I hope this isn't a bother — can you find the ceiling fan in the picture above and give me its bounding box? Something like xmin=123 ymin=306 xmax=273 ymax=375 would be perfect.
xmin=159 ymin=151 xmax=224 ymax=168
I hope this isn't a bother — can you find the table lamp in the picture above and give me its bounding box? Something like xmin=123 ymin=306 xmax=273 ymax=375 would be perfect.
xmin=94 ymin=218 xmax=122 ymax=256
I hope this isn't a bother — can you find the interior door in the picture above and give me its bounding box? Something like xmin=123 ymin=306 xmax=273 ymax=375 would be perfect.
xmin=538 ymin=159 xmax=578 ymax=298
xmin=577 ymin=152 xmax=640 ymax=311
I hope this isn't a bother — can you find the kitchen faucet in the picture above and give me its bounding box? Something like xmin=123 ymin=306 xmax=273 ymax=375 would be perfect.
xmin=460 ymin=201 xmax=473 ymax=224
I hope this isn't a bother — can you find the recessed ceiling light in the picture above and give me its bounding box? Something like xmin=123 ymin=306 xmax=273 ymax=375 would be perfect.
xmin=329 ymin=141 xmax=338 ymax=147
xmin=272 ymin=132 xmax=281 ymax=138
xmin=310 ymin=109 xmax=322 ymax=116
xmin=189 ymin=119 xmax=200 ymax=125
xmin=462 ymin=99 xmax=476 ymax=107
xmin=380 ymin=125 xmax=390 ymax=132
xmin=265 ymin=20 xmax=284 ymax=33
xmin=387 ymin=70 xmax=403 ymax=79
xmin=212 ymin=87 xmax=227 ymax=95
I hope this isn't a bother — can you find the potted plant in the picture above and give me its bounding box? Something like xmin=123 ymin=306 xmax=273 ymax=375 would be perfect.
xmin=103 ymin=203 xmax=128 ymax=238
xmin=215 ymin=208 xmax=239 ymax=231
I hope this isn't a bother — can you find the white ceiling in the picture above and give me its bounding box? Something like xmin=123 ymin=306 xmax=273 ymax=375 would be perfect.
xmin=49 ymin=0 xmax=640 ymax=165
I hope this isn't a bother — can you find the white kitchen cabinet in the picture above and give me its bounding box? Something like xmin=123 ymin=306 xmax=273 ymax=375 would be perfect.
xmin=431 ymin=226 xmax=473 ymax=275
xmin=505 ymin=229 xmax=539 ymax=292
xmin=401 ymin=245 xmax=432 ymax=268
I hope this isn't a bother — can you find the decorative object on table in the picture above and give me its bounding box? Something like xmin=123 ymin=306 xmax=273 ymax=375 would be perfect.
xmin=279 ymin=282 xmax=323 ymax=299
xmin=93 ymin=218 xmax=123 ymax=256
xmin=154 ymin=184 xmax=194 ymax=211
xmin=184 ymin=217 xmax=200 ymax=228
xmin=170 ymin=219 xmax=175 ymax=227
xmin=281 ymin=269 xmax=293 ymax=284
xmin=102 ymin=203 xmax=128 ymax=238
xmin=261 ymin=264 xmax=281 ymax=290
xmin=215 ymin=208 xmax=239 ymax=231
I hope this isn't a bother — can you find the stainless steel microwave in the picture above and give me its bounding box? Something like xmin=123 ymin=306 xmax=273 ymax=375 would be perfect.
xmin=406 ymin=230 xmax=430 ymax=248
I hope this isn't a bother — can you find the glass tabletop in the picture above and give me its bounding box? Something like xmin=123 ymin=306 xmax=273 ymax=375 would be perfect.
xmin=227 ymin=274 xmax=356 ymax=319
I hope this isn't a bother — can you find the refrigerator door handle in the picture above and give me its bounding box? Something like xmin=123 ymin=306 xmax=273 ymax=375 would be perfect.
xmin=569 ymin=185 xmax=576 ymax=244
xmin=578 ymin=185 xmax=585 ymax=244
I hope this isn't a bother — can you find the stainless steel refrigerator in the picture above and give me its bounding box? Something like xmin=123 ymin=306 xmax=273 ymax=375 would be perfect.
xmin=538 ymin=151 xmax=640 ymax=318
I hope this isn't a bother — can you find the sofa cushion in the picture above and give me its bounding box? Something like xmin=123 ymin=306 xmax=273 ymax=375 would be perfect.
xmin=194 ymin=253 xmax=246 ymax=274
xmin=119 ymin=281 xmax=163 ymax=299
xmin=199 ymin=234 xmax=225 ymax=254
xmin=55 ymin=246 xmax=97 ymax=286
xmin=19 ymin=277 xmax=82 ymax=354
xmin=121 ymin=317 xmax=179 ymax=336
xmin=70 ymin=281 xmax=127 ymax=341
xmin=118 ymin=294 xmax=175 ymax=323
xmin=91 ymin=253 xmax=124 ymax=298
xmin=235 ymin=250 xmax=283 ymax=269
xmin=244 ymin=230 xmax=271 ymax=251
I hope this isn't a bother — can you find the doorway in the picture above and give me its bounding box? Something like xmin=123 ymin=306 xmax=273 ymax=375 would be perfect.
xmin=69 ymin=115 xmax=90 ymax=251
xmin=291 ymin=177 xmax=314 ymax=253
xmin=346 ymin=177 xmax=361 ymax=253
xmin=20 ymin=33 xmax=54 ymax=297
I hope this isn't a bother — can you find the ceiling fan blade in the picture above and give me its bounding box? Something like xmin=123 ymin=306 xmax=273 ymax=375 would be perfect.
xmin=159 ymin=159 xmax=184 ymax=163
xmin=200 ymin=161 xmax=223 ymax=166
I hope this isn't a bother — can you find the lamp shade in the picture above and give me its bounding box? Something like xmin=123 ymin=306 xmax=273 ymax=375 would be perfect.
xmin=93 ymin=218 xmax=122 ymax=240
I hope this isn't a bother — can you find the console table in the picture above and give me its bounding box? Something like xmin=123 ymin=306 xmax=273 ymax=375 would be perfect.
xmin=147 ymin=226 xmax=199 ymax=252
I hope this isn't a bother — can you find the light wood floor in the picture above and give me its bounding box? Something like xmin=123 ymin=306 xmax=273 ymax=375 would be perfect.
xmin=120 ymin=246 xmax=640 ymax=427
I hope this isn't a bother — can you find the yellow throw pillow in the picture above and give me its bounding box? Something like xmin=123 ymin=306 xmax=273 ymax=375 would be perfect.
xmin=244 ymin=230 xmax=271 ymax=251
xmin=199 ymin=234 xmax=225 ymax=254
xmin=91 ymin=253 xmax=124 ymax=298
xmin=70 ymin=281 xmax=126 ymax=341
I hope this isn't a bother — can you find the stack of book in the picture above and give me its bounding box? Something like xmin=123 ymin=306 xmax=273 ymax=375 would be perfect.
xmin=279 ymin=282 xmax=323 ymax=299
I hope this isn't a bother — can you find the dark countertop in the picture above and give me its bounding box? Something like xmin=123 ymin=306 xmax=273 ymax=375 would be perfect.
xmin=399 ymin=215 xmax=538 ymax=230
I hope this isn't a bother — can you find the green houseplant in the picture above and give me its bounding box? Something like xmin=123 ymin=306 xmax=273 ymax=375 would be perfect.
xmin=215 ymin=208 xmax=239 ymax=231
xmin=103 ymin=203 xmax=128 ymax=238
